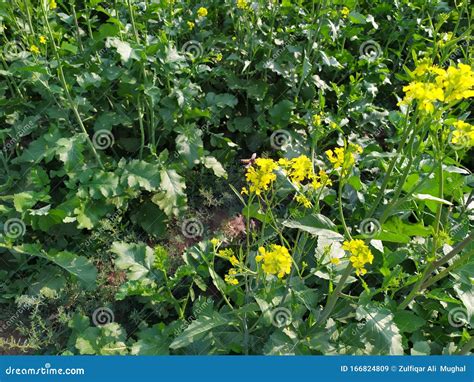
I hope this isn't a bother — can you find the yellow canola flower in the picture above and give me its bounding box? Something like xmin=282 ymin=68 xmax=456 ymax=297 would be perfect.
xmin=49 ymin=0 xmax=57 ymax=9
xmin=400 ymin=82 xmax=444 ymax=113
xmin=187 ymin=21 xmax=195 ymax=30
xmin=224 ymin=268 xmax=239 ymax=285
xmin=210 ymin=238 xmax=220 ymax=247
xmin=197 ymin=7 xmax=208 ymax=17
xmin=435 ymin=63 xmax=474 ymax=103
xmin=342 ymin=239 xmax=374 ymax=276
xmin=256 ymin=244 xmax=292 ymax=278
xmin=401 ymin=63 xmax=474 ymax=112
xmin=30 ymin=44 xmax=40 ymax=54
xmin=39 ymin=35 xmax=47 ymax=44
xmin=325 ymin=143 xmax=362 ymax=173
xmin=218 ymin=249 xmax=239 ymax=266
xmin=245 ymin=157 xmax=278 ymax=195
xmin=341 ymin=7 xmax=350 ymax=17
xmin=278 ymin=155 xmax=331 ymax=190
xmin=236 ymin=0 xmax=250 ymax=10
xmin=451 ymin=120 xmax=474 ymax=147
xmin=295 ymin=194 xmax=312 ymax=208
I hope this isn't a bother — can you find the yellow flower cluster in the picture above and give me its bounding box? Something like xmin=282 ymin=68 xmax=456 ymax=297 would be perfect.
xmin=236 ymin=0 xmax=250 ymax=10
xmin=256 ymin=244 xmax=292 ymax=278
xmin=30 ymin=44 xmax=40 ymax=54
xmin=243 ymin=157 xmax=278 ymax=195
xmin=39 ymin=35 xmax=47 ymax=44
xmin=341 ymin=6 xmax=350 ymax=18
xmin=187 ymin=21 xmax=195 ymax=30
xmin=242 ymin=155 xmax=332 ymax=199
xmin=278 ymin=155 xmax=332 ymax=190
xmin=325 ymin=143 xmax=362 ymax=172
xmin=342 ymin=239 xmax=374 ymax=276
xmin=197 ymin=7 xmax=208 ymax=17
xmin=451 ymin=120 xmax=474 ymax=147
xmin=218 ymin=248 xmax=239 ymax=266
xmin=49 ymin=0 xmax=57 ymax=9
xmin=401 ymin=63 xmax=474 ymax=113
xmin=295 ymin=194 xmax=312 ymax=208
xmin=224 ymin=268 xmax=239 ymax=285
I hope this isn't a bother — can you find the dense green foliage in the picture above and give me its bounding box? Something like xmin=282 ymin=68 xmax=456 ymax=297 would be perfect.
xmin=0 ymin=0 xmax=472 ymax=355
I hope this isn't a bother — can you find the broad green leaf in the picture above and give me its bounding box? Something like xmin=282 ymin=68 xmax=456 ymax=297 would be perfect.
xmin=119 ymin=159 xmax=161 ymax=192
xmin=202 ymin=156 xmax=227 ymax=178
xmin=111 ymin=242 xmax=155 ymax=281
xmin=393 ymin=311 xmax=426 ymax=333
xmin=12 ymin=244 xmax=97 ymax=289
xmin=151 ymin=168 xmax=186 ymax=216
xmin=414 ymin=193 xmax=453 ymax=205
xmin=282 ymin=219 xmax=343 ymax=240
xmin=356 ymin=305 xmax=403 ymax=355
xmin=170 ymin=312 xmax=228 ymax=349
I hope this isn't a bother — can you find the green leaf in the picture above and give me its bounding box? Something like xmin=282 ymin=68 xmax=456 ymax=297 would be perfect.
xmin=413 ymin=193 xmax=453 ymax=205
xmin=56 ymin=134 xmax=86 ymax=172
xmin=170 ymin=312 xmax=228 ymax=349
xmin=175 ymin=128 xmax=204 ymax=168
xmin=282 ymin=219 xmax=343 ymax=240
xmin=269 ymin=100 xmax=294 ymax=127
xmin=393 ymin=311 xmax=426 ymax=333
xmin=151 ymin=168 xmax=187 ymax=216
xmin=120 ymin=159 xmax=161 ymax=192
xmin=106 ymin=37 xmax=137 ymax=62
xmin=13 ymin=191 xmax=37 ymax=212
xmin=111 ymin=242 xmax=155 ymax=281
xmin=131 ymin=325 xmax=170 ymax=355
xmin=202 ymin=156 xmax=227 ymax=178
xmin=130 ymin=200 xmax=167 ymax=239
xmin=356 ymin=305 xmax=403 ymax=355
xmin=12 ymin=244 xmax=97 ymax=290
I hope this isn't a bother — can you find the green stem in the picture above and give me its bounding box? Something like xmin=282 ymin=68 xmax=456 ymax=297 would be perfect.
xmin=367 ymin=107 xmax=411 ymax=218
xmin=41 ymin=4 xmax=104 ymax=168
xmin=399 ymin=231 xmax=474 ymax=309
xmin=317 ymin=264 xmax=353 ymax=325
